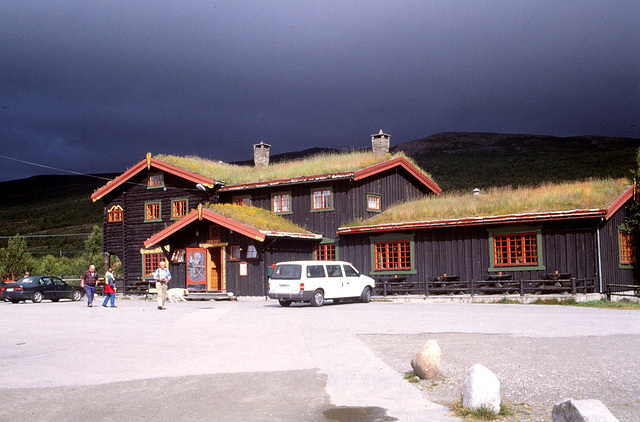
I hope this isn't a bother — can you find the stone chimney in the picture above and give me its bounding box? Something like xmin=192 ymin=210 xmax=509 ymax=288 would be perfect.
xmin=253 ymin=142 xmax=271 ymax=168
xmin=371 ymin=130 xmax=390 ymax=155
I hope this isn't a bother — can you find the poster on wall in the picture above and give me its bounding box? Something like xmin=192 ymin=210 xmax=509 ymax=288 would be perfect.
xmin=186 ymin=248 xmax=207 ymax=291
xmin=239 ymin=261 xmax=248 ymax=276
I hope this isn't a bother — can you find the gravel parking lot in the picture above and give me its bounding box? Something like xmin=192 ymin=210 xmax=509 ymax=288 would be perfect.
xmin=0 ymin=298 xmax=638 ymax=421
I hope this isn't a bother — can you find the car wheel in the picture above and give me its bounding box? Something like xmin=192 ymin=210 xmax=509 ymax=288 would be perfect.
xmin=51 ymin=298 xmax=60 ymax=302
xmin=278 ymin=298 xmax=292 ymax=307
xmin=360 ymin=286 xmax=371 ymax=303
xmin=72 ymin=289 xmax=82 ymax=301
xmin=32 ymin=291 xmax=44 ymax=303
xmin=310 ymin=289 xmax=324 ymax=307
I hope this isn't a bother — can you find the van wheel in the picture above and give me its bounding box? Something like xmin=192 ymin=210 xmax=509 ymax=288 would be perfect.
xmin=310 ymin=290 xmax=324 ymax=307
xmin=278 ymin=299 xmax=292 ymax=307
xmin=360 ymin=286 xmax=371 ymax=303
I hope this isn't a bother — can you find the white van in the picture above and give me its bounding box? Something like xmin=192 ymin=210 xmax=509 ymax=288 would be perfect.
xmin=267 ymin=260 xmax=376 ymax=307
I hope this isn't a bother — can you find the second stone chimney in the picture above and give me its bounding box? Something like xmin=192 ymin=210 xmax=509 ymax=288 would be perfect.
xmin=371 ymin=130 xmax=390 ymax=155
xmin=253 ymin=142 xmax=271 ymax=168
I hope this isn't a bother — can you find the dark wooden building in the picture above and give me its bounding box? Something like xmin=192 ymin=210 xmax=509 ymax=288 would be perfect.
xmin=336 ymin=182 xmax=636 ymax=294
xmin=91 ymin=134 xmax=442 ymax=295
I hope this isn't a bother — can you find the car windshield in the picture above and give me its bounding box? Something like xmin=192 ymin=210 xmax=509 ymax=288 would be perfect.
xmin=271 ymin=264 xmax=302 ymax=280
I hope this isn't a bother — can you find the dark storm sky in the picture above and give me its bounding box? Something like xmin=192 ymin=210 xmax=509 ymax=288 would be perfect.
xmin=1 ymin=1 xmax=638 ymax=181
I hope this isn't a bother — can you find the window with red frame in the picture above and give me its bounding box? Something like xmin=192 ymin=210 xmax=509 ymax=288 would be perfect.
xmin=312 ymin=188 xmax=332 ymax=210
xmin=619 ymin=231 xmax=635 ymax=265
xmin=230 ymin=245 xmax=241 ymax=260
xmin=493 ymin=233 xmax=538 ymax=266
xmin=143 ymin=253 xmax=164 ymax=276
xmin=145 ymin=202 xmax=161 ymax=221
xmin=233 ymin=196 xmax=251 ymax=206
xmin=148 ymin=173 xmax=164 ymax=188
xmin=108 ymin=205 xmax=123 ymax=222
xmin=272 ymin=193 xmax=291 ymax=213
xmin=314 ymin=244 xmax=336 ymax=261
xmin=171 ymin=199 xmax=188 ymax=219
xmin=374 ymin=240 xmax=411 ymax=270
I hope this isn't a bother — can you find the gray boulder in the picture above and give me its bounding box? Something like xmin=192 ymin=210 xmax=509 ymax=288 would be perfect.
xmin=410 ymin=339 xmax=442 ymax=379
xmin=462 ymin=364 xmax=501 ymax=413
xmin=552 ymin=399 xmax=619 ymax=422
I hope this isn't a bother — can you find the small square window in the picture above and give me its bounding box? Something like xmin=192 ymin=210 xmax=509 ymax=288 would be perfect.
xmin=619 ymin=231 xmax=635 ymax=266
xmin=233 ymin=196 xmax=251 ymax=206
xmin=272 ymin=193 xmax=291 ymax=214
xmin=148 ymin=173 xmax=164 ymax=188
xmin=312 ymin=188 xmax=333 ymax=211
xmin=314 ymin=244 xmax=336 ymax=261
xmin=171 ymin=199 xmax=188 ymax=219
xmin=247 ymin=245 xmax=257 ymax=259
xmin=145 ymin=202 xmax=161 ymax=222
xmin=366 ymin=194 xmax=381 ymax=212
xmin=230 ymin=245 xmax=241 ymax=260
xmin=108 ymin=205 xmax=123 ymax=222
xmin=209 ymin=225 xmax=220 ymax=241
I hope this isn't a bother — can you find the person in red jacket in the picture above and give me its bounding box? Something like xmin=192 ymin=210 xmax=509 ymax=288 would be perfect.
xmin=101 ymin=268 xmax=116 ymax=308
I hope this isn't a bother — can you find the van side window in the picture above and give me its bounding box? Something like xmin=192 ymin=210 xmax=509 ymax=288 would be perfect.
xmin=271 ymin=264 xmax=302 ymax=280
xmin=306 ymin=265 xmax=326 ymax=278
xmin=343 ymin=265 xmax=359 ymax=277
xmin=326 ymin=265 xmax=343 ymax=277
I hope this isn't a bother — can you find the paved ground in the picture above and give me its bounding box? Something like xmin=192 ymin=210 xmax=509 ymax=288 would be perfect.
xmin=0 ymin=298 xmax=638 ymax=421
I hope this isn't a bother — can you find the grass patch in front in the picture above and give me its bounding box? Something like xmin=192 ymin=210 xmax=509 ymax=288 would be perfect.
xmin=494 ymin=297 xmax=519 ymax=304
xmin=403 ymin=371 xmax=420 ymax=383
xmin=530 ymin=297 xmax=640 ymax=309
xmin=450 ymin=398 xmax=514 ymax=420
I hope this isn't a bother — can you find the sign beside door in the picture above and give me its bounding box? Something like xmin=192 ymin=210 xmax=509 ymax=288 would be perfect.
xmin=186 ymin=248 xmax=206 ymax=291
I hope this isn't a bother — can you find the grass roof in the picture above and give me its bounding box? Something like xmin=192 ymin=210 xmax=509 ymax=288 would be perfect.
xmin=204 ymin=203 xmax=315 ymax=235
xmin=155 ymin=151 xmax=432 ymax=186
xmin=346 ymin=178 xmax=630 ymax=227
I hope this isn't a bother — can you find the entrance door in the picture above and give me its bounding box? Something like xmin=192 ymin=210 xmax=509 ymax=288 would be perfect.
xmin=207 ymin=247 xmax=222 ymax=291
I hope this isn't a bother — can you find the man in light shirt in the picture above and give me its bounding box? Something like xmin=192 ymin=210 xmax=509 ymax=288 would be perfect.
xmin=153 ymin=260 xmax=171 ymax=310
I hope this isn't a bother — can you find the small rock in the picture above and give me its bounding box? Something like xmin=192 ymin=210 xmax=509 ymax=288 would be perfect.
xmin=462 ymin=364 xmax=501 ymax=413
xmin=552 ymin=398 xmax=619 ymax=422
xmin=410 ymin=339 xmax=442 ymax=379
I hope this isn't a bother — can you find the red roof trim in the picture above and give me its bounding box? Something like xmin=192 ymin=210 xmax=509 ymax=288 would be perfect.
xmin=605 ymin=185 xmax=633 ymax=220
xmin=91 ymin=157 xmax=220 ymax=201
xmin=353 ymin=157 xmax=442 ymax=194
xmin=337 ymin=209 xmax=606 ymax=235
xmin=144 ymin=208 xmax=266 ymax=248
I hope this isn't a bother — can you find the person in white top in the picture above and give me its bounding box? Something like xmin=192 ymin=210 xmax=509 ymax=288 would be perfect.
xmin=153 ymin=260 xmax=171 ymax=310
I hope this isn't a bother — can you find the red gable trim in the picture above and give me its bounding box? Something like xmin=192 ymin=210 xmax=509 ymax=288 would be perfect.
xmin=605 ymin=185 xmax=633 ymax=220
xmin=353 ymin=157 xmax=442 ymax=194
xmin=91 ymin=157 xmax=220 ymax=201
xmin=144 ymin=208 xmax=266 ymax=248
xmin=337 ymin=209 xmax=606 ymax=235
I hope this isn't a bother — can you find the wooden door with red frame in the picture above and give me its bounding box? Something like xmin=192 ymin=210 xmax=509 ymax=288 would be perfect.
xmin=207 ymin=247 xmax=222 ymax=291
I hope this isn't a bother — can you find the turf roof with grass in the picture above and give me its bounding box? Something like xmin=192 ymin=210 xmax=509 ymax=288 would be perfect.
xmin=155 ymin=151 xmax=432 ymax=186
xmin=345 ymin=178 xmax=631 ymax=227
xmin=203 ymin=203 xmax=316 ymax=235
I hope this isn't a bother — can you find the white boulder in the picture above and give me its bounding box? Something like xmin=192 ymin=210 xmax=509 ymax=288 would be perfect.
xmin=552 ymin=399 xmax=619 ymax=422
xmin=462 ymin=364 xmax=501 ymax=413
xmin=410 ymin=339 xmax=442 ymax=379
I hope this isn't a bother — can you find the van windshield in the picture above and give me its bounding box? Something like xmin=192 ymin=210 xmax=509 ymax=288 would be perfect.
xmin=271 ymin=264 xmax=302 ymax=280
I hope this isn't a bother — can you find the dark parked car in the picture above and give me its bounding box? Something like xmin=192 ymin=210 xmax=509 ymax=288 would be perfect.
xmin=1 ymin=276 xmax=83 ymax=303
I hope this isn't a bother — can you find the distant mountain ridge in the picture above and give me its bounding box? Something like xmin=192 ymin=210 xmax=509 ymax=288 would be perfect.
xmin=1 ymin=132 xmax=638 ymax=253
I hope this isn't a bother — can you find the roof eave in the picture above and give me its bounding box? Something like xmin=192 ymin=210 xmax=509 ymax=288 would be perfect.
xmin=353 ymin=157 xmax=442 ymax=194
xmin=220 ymin=172 xmax=354 ymax=192
xmin=337 ymin=209 xmax=607 ymax=234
